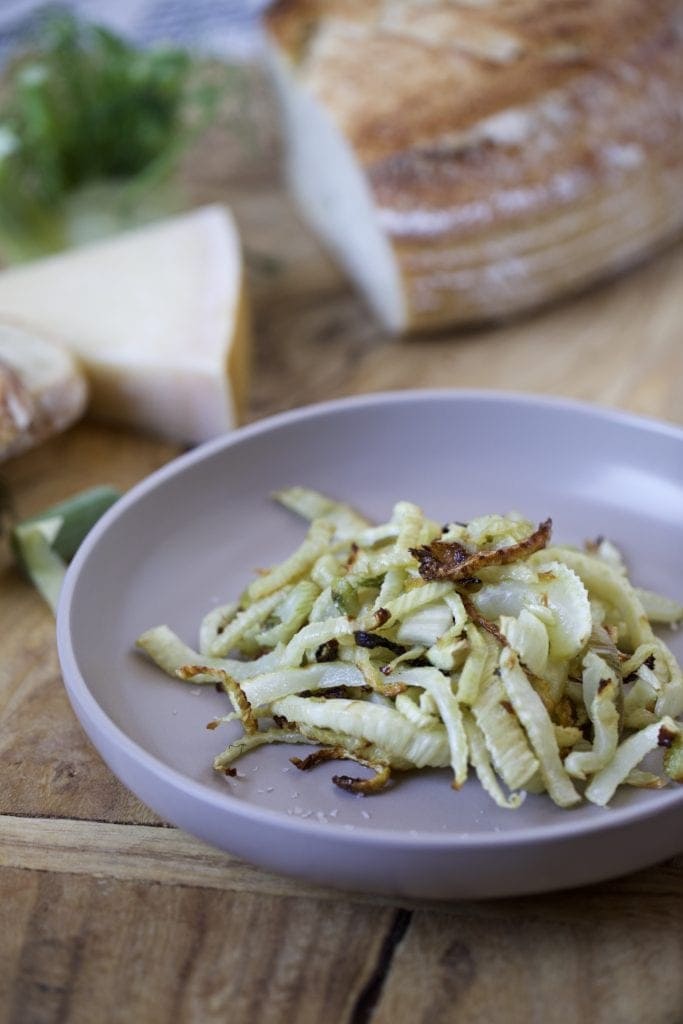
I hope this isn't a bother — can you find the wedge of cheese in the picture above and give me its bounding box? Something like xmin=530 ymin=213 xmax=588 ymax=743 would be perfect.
xmin=0 ymin=205 xmax=250 ymax=445
xmin=0 ymin=321 xmax=88 ymax=461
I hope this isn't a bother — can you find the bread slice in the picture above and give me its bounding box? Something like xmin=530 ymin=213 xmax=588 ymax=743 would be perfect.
xmin=0 ymin=321 xmax=88 ymax=461
xmin=265 ymin=1 xmax=683 ymax=332
xmin=0 ymin=205 xmax=250 ymax=445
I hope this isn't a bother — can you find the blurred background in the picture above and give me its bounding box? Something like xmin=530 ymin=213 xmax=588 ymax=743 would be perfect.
xmin=0 ymin=0 xmax=268 ymax=61
xmin=0 ymin=0 xmax=681 ymax=466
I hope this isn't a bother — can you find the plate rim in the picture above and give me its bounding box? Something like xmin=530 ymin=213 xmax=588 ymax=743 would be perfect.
xmin=56 ymin=388 xmax=683 ymax=852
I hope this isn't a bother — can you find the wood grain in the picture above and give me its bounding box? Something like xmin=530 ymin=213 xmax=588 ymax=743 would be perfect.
xmin=373 ymin=897 xmax=683 ymax=1024
xmin=0 ymin=867 xmax=393 ymax=1024
xmin=1 ymin=61 xmax=682 ymax=1024
xmin=1 ymin=815 xmax=681 ymax=909
xmin=2 ymin=816 xmax=681 ymax=1024
xmin=1 ymin=424 xmax=178 ymax=826
xmin=1 ymin=817 xmax=681 ymax=1024
xmin=0 ymin=815 xmax=369 ymax=903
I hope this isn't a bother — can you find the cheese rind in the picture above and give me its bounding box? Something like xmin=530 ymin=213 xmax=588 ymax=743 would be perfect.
xmin=0 ymin=205 xmax=250 ymax=444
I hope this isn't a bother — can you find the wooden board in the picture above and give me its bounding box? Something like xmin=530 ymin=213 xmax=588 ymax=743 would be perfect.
xmin=1 ymin=64 xmax=682 ymax=1024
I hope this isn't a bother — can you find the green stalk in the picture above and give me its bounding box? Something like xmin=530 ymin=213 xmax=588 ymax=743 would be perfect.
xmin=11 ymin=485 xmax=120 ymax=612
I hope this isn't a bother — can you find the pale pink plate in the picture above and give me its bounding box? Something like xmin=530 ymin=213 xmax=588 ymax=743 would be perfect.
xmin=57 ymin=391 xmax=683 ymax=899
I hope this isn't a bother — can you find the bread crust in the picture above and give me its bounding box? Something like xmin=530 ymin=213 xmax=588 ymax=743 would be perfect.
xmin=266 ymin=1 xmax=683 ymax=329
xmin=0 ymin=320 xmax=88 ymax=461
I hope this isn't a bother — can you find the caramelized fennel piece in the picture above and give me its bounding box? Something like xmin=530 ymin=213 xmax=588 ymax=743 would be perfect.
xmin=291 ymin=744 xmax=391 ymax=794
xmin=411 ymin=519 xmax=552 ymax=582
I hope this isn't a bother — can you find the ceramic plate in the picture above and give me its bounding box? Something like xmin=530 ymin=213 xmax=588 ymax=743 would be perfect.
xmin=57 ymin=391 xmax=683 ymax=900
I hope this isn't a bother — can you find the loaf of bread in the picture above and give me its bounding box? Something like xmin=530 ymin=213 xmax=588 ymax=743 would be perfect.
xmin=264 ymin=1 xmax=683 ymax=333
xmin=0 ymin=321 xmax=88 ymax=461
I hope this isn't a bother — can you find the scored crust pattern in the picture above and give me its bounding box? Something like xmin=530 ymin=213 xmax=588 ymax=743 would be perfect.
xmin=266 ymin=1 xmax=683 ymax=328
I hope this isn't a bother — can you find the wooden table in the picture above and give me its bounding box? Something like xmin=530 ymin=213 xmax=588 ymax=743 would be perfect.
xmin=1 ymin=69 xmax=682 ymax=1024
